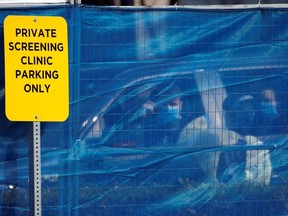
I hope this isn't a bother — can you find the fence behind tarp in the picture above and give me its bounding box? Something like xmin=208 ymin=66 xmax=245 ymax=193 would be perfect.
xmin=0 ymin=5 xmax=288 ymax=216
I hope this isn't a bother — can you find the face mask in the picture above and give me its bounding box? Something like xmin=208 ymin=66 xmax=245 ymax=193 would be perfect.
xmin=158 ymin=105 xmax=181 ymax=123
xmin=260 ymin=102 xmax=278 ymax=119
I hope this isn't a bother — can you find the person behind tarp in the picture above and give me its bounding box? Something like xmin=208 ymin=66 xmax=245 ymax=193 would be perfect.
xmin=142 ymin=83 xmax=183 ymax=147
xmin=218 ymin=94 xmax=271 ymax=185
xmin=224 ymin=94 xmax=257 ymax=135
xmin=257 ymin=87 xmax=282 ymax=135
xmin=178 ymin=94 xmax=271 ymax=184
xmin=178 ymin=94 xmax=259 ymax=183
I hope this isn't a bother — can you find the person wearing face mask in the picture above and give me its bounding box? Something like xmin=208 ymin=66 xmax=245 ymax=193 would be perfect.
xmin=258 ymin=88 xmax=281 ymax=135
xmin=156 ymin=96 xmax=183 ymax=145
xmin=218 ymin=94 xmax=272 ymax=185
xmin=142 ymin=83 xmax=183 ymax=147
xmin=260 ymin=89 xmax=279 ymax=119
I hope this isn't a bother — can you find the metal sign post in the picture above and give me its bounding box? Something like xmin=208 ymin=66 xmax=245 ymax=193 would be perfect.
xmin=29 ymin=121 xmax=42 ymax=216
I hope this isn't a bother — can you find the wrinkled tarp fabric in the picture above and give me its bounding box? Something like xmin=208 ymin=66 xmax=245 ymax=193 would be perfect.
xmin=0 ymin=5 xmax=288 ymax=216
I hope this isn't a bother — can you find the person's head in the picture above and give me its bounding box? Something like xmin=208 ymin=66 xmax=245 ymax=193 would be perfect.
xmin=259 ymin=88 xmax=279 ymax=120
xmin=223 ymin=94 xmax=257 ymax=135
xmin=154 ymin=83 xmax=183 ymax=124
xmin=261 ymin=89 xmax=277 ymax=103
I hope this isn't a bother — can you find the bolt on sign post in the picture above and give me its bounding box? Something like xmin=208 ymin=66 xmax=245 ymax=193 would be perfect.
xmin=4 ymin=15 xmax=69 ymax=216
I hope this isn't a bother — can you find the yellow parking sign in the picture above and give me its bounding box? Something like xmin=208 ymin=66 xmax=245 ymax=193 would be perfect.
xmin=4 ymin=15 xmax=69 ymax=122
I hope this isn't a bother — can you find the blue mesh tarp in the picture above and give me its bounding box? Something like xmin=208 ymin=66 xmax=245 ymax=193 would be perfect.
xmin=0 ymin=5 xmax=288 ymax=216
